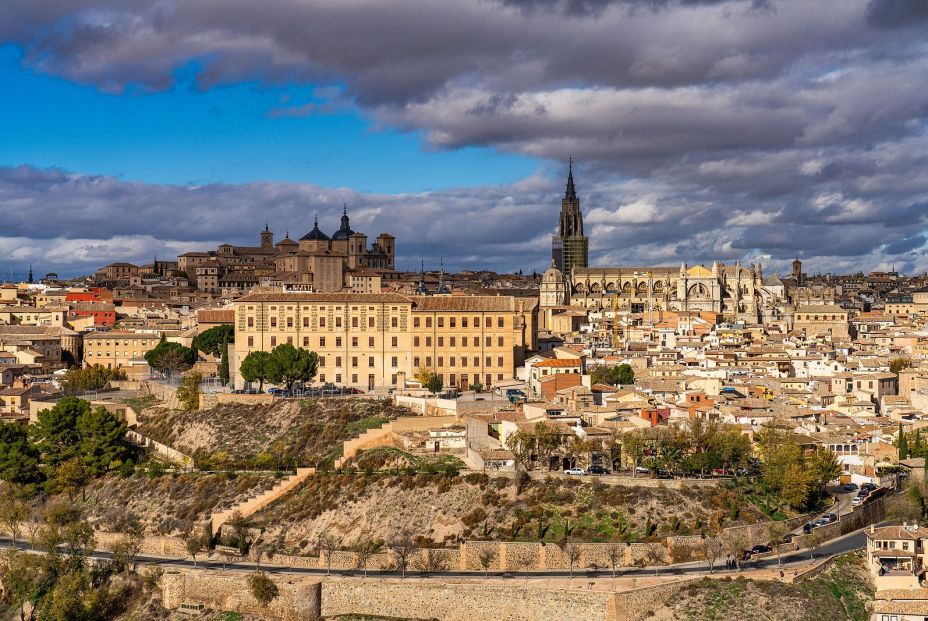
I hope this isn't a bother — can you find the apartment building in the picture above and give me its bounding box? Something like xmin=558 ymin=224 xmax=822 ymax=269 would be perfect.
xmin=82 ymin=331 xmax=163 ymax=369
xmin=231 ymin=292 xmax=537 ymax=391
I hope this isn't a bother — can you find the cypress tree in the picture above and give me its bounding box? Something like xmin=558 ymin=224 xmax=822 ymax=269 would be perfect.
xmin=899 ymin=423 xmax=909 ymax=460
xmin=219 ymin=335 xmax=230 ymax=387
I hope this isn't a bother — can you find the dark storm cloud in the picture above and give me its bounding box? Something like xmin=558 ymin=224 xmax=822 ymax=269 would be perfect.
xmin=866 ymin=0 xmax=928 ymax=28
xmin=2 ymin=0 xmax=928 ymax=274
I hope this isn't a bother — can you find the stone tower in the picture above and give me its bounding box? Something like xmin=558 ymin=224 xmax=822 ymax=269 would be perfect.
xmin=551 ymin=159 xmax=589 ymax=274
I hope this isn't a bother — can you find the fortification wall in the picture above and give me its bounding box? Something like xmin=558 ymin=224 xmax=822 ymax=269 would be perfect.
xmin=161 ymin=570 xmax=321 ymax=621
xmin=321 ymin=580 xmax=618 ymax=621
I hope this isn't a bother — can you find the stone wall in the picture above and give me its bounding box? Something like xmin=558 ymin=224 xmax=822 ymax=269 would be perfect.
xmin=611 ymin=578 xmax=701 ymax=621
xmin=94 ymin=530 xmax=187 ymax=557
xmin=139 ymin=380 xmax=182 ymax=410
xmin=161 ymin=570 xmax=321 ymax=621
xmin=321 ymin=580 xmax=618 ymax=621
xmin=200 ymin=392 xmax=275 ymax=409
xmin=126 ymin=430 xmax=194 ymax=468
xmin=526 ymin=471 xmax=722 ymax=489
xmin=794 ymin=495 xmax=887 ymax=550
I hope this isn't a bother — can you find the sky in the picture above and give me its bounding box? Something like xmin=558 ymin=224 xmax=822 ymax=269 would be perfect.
xmin=1 ymin=0 xmax=928 ymax=279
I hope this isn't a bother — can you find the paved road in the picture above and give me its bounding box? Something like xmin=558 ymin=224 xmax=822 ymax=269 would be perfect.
xmin=0 ymin=529 xmax=867 ymax=580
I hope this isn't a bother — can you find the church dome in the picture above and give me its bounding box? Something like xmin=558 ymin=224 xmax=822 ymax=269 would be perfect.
xmin=300 ymin=216 xmax=330 ymax=241
xmin=331 ymin=204 xmax=355 ymax=240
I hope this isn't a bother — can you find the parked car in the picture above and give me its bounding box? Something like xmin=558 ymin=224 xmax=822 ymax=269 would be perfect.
xmin=750 ymin=544 xmax=772 ymax=554
xmin=823 ymin=513 xmax=838 ymax=524
xmin=588 ymin=465 xmax=609 ymax=475
xmin=564 ymin=468 xmax=586 ymax=476
xmin=843 ymin=483 xmax=858 ymax=491
xmin=851 ymin=496 xmax=863 ymax=506
xmin=634 ymin=466 xmax=650 ymax=475
xmin=803 ymin=522 xmax=815 ymax=534
xmin=862 ymin=482 xmax=878 ymax=491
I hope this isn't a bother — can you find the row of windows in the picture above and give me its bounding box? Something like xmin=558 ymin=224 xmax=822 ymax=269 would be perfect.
xmin=797 ymin=314 xmax=844 ymax=321
xmin=245 ymin=335 xmax=401 ymax=348
xmin=88 ymin=340 xmax=154 ymax=347
xmin=317 ymin=355 xmax=401 ymax=369
xmin=413 ymin=316 xmax=505 ymax=329
xmin=87 ymin=351 xmax=139 ymax=358
xmin=412 ymin=356 xmax=506 ymax=369
xmin=313 ymin=373 xmax=502 ymax=387
xmin=413 ymin=335 xmax=506 ymax=348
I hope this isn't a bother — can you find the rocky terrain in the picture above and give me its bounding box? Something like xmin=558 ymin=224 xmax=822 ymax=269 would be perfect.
xmin=251 ymin=451 xmax=768 ymax=552
xmin=650 ymin=554 xmax=873 ymax=621
xmin=136 ymin=398 xmax=410 ymax=468
xmin=77 ymin=470 xmax=279 ymax=536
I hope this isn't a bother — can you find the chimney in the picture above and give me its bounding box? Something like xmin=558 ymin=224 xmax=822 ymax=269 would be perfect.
xmin=870 ymin=524 xmax=875 ymax=533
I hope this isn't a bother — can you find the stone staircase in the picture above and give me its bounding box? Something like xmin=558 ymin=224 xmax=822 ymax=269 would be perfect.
xmin=332 ymin=421 xmax=395 ymax=468
xmin=209 ymin=467 xmax=315 ymax=536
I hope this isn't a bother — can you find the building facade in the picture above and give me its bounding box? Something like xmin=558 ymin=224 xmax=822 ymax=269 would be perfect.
xmin=232 ymin=292 xmax=537 ymax=391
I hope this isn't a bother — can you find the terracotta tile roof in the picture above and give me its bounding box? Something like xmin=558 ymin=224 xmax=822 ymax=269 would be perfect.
xmin=236 ymin=293 xmax=411 ymax=304
xmin=534 ymin=359 xmax=582 ymax=368
xmin=412 ymin=295 xmax=538 ymax=312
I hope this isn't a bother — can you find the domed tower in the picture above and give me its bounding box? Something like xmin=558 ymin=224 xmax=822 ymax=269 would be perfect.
xmin=540 ymin=260 xmax=570 ymax=331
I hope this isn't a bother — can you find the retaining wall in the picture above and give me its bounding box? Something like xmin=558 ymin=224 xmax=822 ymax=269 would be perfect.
xmin=126 ymin=430 xmax=194 ymax=468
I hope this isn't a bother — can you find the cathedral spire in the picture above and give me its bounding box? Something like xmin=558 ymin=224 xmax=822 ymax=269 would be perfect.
xmin=565 ymin=156 xmax=577 ymax=201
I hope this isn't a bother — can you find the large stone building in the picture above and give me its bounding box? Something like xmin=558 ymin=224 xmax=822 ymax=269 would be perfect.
xmin=178 ymin=207 xmax=396 ymax=294
xmin=231 ymin=292 xmax=537 ymax=391
xmin=551 ymin=160 xmax=588 ymax=274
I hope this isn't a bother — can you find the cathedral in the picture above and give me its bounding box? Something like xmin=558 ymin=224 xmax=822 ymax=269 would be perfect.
xmin=541 ymin=163 xmax=784 ymax=325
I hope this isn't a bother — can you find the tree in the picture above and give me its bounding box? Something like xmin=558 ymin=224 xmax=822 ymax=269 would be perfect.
xmin=192 ymin=325 xmax=235 ymax=357
xmin=388 ymin=531 xmax=416 ymax=578
xmin=560 ymin=541 xmax=582 ymax=579
xmin=890 ymin=357 xmax=913 ymax=374
xmin=54 ymin=458 xmax=88 ymax=501
xmin=112 ymin=523 xmax=144 ymax=574
xmin=607 ymin=544 xmax=623 ymax=588
xmin=60 ymin=364 xmax=126 ymax=396
xmin=177 ymin=372 xmax=202 ymax=411
xmin=144 ymin=340 xmax=196 ymax=377
xmin=701 ymin=534 xmax=724 ymax=573
xmin=0 ymin=550 xmax=41 ymax=621
xmin=185 ymin=528 xmax=207 ymax=568
xmin=352 ymin=536 xmax=383 ymax=578
xmin=0 ymin=486 xmax=26 ymax=546
xmin=218 ymin=334 xmax=230 ymax=386
xmin=721 ymin=529 xmax=750 ymax=570
xmin=248 ymin=572 xmax=279 ymax=607
xmin=226 ymin=511 xmax=253 ymax=555
xmin=767 ymin=522 xmax=790 ymax=568
xmin=590 ymin=363 xmax=635 ymax=386
xmin=899 ymin=422 xmax=910 ymax=460
xmin=806 ymin=529 xmax=826 ymax=560
xmin=31 ymin=397 xmax=89 ymax=474
xmin=417 ymin=548 xmax=449 ymax=574
xmin=266 ymin=344 xmax=318 ymax=392
xmin=478 ymin=547 xmax=497 ymax=578
xmin=317 ymin=533 xmax=341 ymax=575
xmin=425 ymin=372 xmax=443 ymax=395
xmin=0 ymin=421 xmax=40 ymax=484
xmin=240 ymin=350 xmax=273 ymax=391
xmin=76 ymin=405 xmax=129 ymax=476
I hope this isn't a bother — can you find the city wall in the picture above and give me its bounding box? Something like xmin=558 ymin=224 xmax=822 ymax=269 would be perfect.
xmin=160 ymin=569 xmax=619 ymax=621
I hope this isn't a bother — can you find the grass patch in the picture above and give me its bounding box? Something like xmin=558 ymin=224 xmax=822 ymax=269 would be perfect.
xmin=345 ymin=416 xmax=391 ymax=435
xmin=122 ymin=394 xmax=158 ymax=411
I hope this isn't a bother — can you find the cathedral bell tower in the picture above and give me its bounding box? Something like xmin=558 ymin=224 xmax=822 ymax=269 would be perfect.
xmin=551 ymin=158 xmax=589 ymax=274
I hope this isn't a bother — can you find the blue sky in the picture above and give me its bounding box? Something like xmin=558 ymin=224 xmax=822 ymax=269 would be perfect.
xmin=0 ymin=45 xmax=536 ymax=193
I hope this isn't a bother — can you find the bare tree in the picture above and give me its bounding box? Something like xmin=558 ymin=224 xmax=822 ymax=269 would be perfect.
xmin=387 ymin=531 xmax=416 ymax=578
xmin=806 ymin=530 xmax=826 ymax=561
xmin=352 ymin=536 xmax=383 ymax=578
xmin=478 ymin=547 xmax=497 ymax=578
xmin=721 ymin=529 xmax=750 ymax=570
xmin=417 ymin=548 xmax=449 ymax=574
xmin=0 ymin=488 xmax=26 ymax=546
xmin=645 ymin=545 xmax=668 ymax=576
xmin=317 ymin=533 xmax=341 ymax=575
xmin=185 ymin=529 xmax=206 ymax=568
xmin=767 ymin=522 xmax=790 ymax=568
xmin=607 ymin=544 xmax=623 ymax=589
xmin=560 ymin=541 xmax=582 ymax=579
xmin=701 ymin=534 xmax=724 ymax=573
